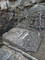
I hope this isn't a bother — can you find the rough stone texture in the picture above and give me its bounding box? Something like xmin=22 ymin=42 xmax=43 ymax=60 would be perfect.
xmin=0 ymin=1 xmax=45 ymax=36
xmin=0 ymin=0 xmax=10 ymax=10
xmin=0 ymin=48 xmax=15 ymax=60
xmin=2 ymin=28 xmax=41 ymax=52
xmin=16 ymin=3 xmax=45 ymax=29
xmin=15 ymin=0 xmax=45 ymax=5
xmin=28 ymin=3 xmax=45 ymax=28
xmin=0 ymin=11 xmax=15 ymax=36
xmin=9 ymin=2 xmax=45 ymax=29
xmin=1 ymin=46 xmax=29 ymax=60
xmin=10 ymin=0 xmax=44 ymax=7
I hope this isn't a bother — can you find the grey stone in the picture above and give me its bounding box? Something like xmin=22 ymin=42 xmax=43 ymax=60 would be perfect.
xmin=15 ymin=0 xmax=22 ymax=7
xmin=23 ymin=1 xmax=33 ymax=7
xmin=15 ymin=52 xmax=29 ymax=60
xmin=17 ymin=3 xmax=45 ymax=29
xmin=0 ymin=47 xmax=29 ymax=60
xmin=21 ymin=0 xmax=45 ymax=5
xmin=28 ymin=3 xmax=45 ymax=28
xmin=2 ymin=28 xmax=41 ymax=52
xmin=0 ymin=48 xmax=15 ymax=60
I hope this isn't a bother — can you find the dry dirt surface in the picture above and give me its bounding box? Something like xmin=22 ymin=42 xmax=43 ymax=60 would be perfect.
xmin=31 ymin=30 xmax=45 ymax=60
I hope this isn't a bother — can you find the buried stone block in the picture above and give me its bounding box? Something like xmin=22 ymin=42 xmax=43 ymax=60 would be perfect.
xmin=2 ymin=28 xmax=41 ymax=52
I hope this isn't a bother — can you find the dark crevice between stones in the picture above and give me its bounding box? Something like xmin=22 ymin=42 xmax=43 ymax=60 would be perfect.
xmin=0 ymin=10 xmax=16 ymax=37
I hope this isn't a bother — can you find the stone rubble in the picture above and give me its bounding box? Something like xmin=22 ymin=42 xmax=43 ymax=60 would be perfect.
xmin=0 ymin=0 xmax=45 ymax=36
xmin=15 ymin=3 xmax=45 ymax=29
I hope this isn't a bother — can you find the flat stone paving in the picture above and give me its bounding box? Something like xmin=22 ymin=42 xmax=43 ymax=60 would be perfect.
xmin=2 ymin=28 xmax=41 ymax=52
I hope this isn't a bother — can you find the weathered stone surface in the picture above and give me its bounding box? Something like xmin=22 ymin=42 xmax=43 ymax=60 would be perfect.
xmin=0 ymin=0 xmax=10 ymax=10
xmin=28 ymin=3 xmax=45 ymax=28
xmin=16 ymin=3 xmax=45 ymax=29
xmin=10 ymin=0 xmax=22 ymax=8
xmin=1 ymin=46 xmax=29 ymax=60
xmin=2 ymin=28 xmax=41 ymax=52
xmin=21 ymin=0 xmax=45 ymax=4
xmin=0 ymin=48 xmax=15 ymax=60
xmin=0 ymin=11 xmax=15 ymax=36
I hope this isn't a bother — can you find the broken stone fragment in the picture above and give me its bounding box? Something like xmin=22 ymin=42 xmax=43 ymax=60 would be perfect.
xmin=0 ymin=0 xmax=10 ymax=10
xmin=0 ymin=46 xmax=30 ymax=60
xmin=0 ymin=48 xmax=15 ymax=60
xmin=17 ymin=3 xmax=45 ymax=29
xmin=24 ymin=1 xmax=33 ymax=7
xmin=28 ymin=3 xmax=45 ymax=28
xmin=21 ymin=0 xmax=45 ymax=6
xmin=14 ymin=0 xmax=22 ymax=8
